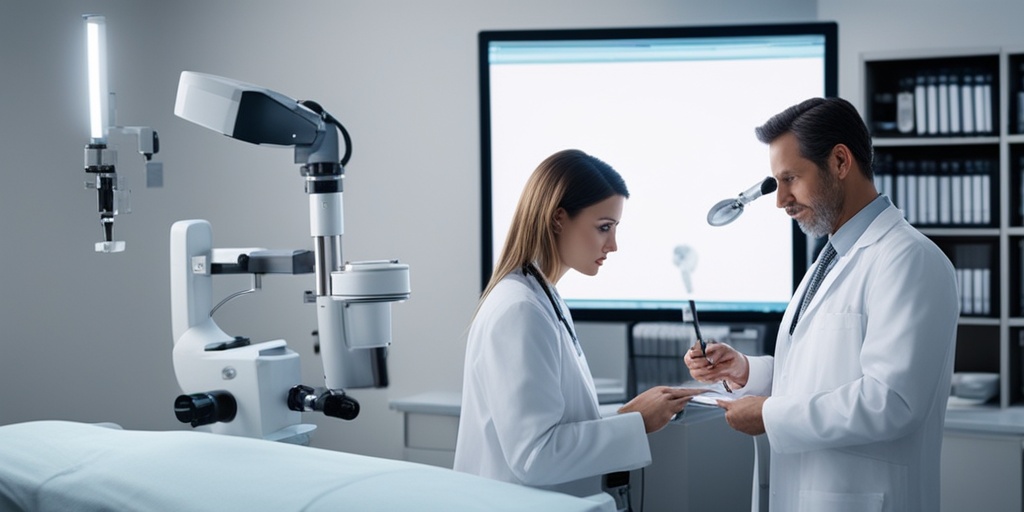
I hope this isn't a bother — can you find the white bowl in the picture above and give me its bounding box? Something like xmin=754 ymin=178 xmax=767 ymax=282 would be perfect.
xmin=952 ymin=372 xmax=999 ymax=401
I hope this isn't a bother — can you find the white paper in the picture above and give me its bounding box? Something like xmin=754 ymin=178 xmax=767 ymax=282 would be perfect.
xmin=679 ymin=381 xmax=738 ymax=405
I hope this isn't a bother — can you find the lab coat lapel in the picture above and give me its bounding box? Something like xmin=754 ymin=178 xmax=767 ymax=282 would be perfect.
xmin=791 ymin=205 xmax=903 ymax=337
xmin=782 ymin=262 xmax=815 ymax=338
xmin=796 ymin=253 xmax=848 ymax=325
xmin=529 ymin=275 xmax=601 ymax=412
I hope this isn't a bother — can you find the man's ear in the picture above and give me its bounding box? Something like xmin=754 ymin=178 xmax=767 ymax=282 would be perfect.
xmin=832 ymin=143 xmax=853 ymax=179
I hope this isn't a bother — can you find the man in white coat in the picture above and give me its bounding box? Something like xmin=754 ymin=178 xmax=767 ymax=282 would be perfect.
xmin=685 ymin=97 xmax=959 ymax=512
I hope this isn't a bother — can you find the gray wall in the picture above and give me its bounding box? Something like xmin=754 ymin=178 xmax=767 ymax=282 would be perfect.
xmin=0 ymin=0 xmax=818 ymax=459
xmin=3 ymin=0 xmax=1022 ymax=463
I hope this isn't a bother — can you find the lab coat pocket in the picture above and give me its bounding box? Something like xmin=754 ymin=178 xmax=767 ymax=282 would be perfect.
xmin=797 ymin=312 xmax=864 ymax=386
xmin=796 ymin=490 xmax=883 ymax=512
xmin=816 ymin=312 xmax=863 ymax=332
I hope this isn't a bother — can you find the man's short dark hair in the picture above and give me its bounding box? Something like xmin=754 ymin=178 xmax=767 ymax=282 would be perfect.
xmin=755 ymin=97 xmax=874 ymax=179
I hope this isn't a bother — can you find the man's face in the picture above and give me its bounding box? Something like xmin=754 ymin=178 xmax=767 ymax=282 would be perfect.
xmin=769 ymin=132 xmax=844 ymax=238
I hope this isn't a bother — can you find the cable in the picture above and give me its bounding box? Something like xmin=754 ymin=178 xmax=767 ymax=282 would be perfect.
xmin=639 ymin=467 xmax=645 ymax=512
xmin=210 ymin=274 xmax=261 ymax=317
xmin=323 ymin=111 xmax=353 ymax=167
xmin=298 ymin=100 xmax=353 ymax=166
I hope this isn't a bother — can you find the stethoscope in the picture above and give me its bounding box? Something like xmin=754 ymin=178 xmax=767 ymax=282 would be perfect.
xmin=522 ymin=263 xmax=582 ymax=357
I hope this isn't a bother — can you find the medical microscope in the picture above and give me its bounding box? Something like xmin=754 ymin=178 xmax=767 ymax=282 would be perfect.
xmin=170 ymin=71 xmax=410 ymax=444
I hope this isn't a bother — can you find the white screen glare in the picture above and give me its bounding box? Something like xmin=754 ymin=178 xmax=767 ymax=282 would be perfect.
xmin=485 ymin=33 xmax=827 ymax=313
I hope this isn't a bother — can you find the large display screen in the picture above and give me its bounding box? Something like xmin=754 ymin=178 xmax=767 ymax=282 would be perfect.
xmin=480 ymin=23 xmax=837 ymax=322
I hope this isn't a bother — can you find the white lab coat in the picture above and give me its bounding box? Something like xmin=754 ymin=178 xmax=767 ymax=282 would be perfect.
xmin=742 ymin=204 xmax=959 ymax=512
xmin=454 ymin=270 xmax=650 ymax=497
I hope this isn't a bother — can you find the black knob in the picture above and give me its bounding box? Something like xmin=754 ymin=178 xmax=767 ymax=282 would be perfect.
xmin=322 ymin=391 xmax=360 ymax=420
xmin=287 ymin=384 xmax=315 ymax=412
xmin=287 ymin=385 xmax=359 ymax=420
xmin=174 ymin=391 xmax=237 ymax=427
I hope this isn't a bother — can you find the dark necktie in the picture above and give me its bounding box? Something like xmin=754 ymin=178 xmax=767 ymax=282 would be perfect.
xmin=789 ymin=242 xmax=837 ymax=335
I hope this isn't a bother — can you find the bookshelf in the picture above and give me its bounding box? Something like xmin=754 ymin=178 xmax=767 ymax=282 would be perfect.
xmin=864 ymin=48 xmax=1024 ymax=408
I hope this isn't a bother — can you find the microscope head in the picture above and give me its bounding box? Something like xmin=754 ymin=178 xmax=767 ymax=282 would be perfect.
xmin=174 ymin=71 xmax=337 ymax=164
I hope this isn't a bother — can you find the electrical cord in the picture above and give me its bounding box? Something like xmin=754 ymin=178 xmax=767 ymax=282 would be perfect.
xmin=639 ymin=467 xmax=645 ymax=512
xmin=210 ymin=274 xmax=262 ymax=317
xmin=298 ymin=100 xmax=353 ymax=166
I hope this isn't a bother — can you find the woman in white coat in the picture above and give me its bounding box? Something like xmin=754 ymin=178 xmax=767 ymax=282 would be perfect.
xmin=454 ymin=149 xmax=702 ymax=498
xmin=685 ymin=98 xmax=959 ymax=512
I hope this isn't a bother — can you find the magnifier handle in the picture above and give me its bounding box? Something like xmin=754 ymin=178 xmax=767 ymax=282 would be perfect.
xmin=738 ymin=182 xmax=765 ymax=202
xmin=739 ymin=176 xmax=776 ymax=204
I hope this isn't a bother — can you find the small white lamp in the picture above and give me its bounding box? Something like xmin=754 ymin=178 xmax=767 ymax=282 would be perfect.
xmin=84 ymin=15 xmax=109 ymax=144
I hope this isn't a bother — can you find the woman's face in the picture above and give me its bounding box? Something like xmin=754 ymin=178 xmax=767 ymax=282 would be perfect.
xmin=554 ymin=194 xmax=625 ymax=282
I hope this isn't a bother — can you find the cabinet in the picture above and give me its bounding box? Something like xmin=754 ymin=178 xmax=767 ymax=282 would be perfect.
xmin=941 ymin=429 xmax=1024 ymax=512
xmin=863 ymin=48 xmax=1024 ymax=408
xmin=943 ymin=407 xmax=1024 ymax=511
xmin=389 ymin=392 xmax=761 ymax=512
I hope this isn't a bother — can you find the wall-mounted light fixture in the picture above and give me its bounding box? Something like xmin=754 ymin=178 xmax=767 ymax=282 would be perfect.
xmin=85 ymin=15 xmax=109 ymax=144
xmin=81 ymin=14 xmax=162 ymax=253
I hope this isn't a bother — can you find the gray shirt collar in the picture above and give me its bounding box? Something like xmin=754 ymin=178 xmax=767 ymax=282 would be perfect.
xmin=828 ymin=194 xmax=889 ymax=257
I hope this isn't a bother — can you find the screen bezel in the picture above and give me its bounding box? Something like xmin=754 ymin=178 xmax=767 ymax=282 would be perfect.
xmin=479 ymin=22 xmax=837 ymax=323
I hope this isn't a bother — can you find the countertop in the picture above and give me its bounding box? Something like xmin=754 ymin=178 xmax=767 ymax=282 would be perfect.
xmin=391 ymin=392 xmax=1024 ymax=436
xmin=944 ymin=399 xmax=1024 ymax=435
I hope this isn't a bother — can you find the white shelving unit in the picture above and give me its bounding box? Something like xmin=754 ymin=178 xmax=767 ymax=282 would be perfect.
xmin=864 ymin=47 xmax=1024 ymax=512
xmin=863 ymin=47 xmax=1020 ymax=408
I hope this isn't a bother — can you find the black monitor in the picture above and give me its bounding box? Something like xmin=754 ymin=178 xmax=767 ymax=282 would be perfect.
xmin=479 ymin=22 xmax=837 ymax=323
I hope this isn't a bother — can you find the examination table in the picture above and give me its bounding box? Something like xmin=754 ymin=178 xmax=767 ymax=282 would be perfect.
xmin=0 ymin=420 xmax=615 ymax=511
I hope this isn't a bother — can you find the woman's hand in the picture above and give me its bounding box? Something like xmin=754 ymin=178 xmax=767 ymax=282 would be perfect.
xmin=618 ymin=386 xmax=706 ymax=433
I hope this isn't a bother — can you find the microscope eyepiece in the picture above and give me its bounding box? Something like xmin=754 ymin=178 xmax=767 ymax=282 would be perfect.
xmin=174 ymin=390 xmax=237 ymax=427
xmin=287 ymin=385 xmax=360 ymax=421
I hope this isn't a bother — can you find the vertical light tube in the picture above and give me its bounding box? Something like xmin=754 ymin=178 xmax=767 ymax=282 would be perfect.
xmin=85 ymin=15 xmax=108 ymax=143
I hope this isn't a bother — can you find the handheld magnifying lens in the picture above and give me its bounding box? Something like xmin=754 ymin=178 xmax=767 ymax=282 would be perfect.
xmin=706 ymin=176 xmax=777 ymax=226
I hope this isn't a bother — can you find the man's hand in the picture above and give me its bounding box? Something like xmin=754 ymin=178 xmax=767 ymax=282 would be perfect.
xmin=684 ymin=342 xmax=749 ymax=389
xmin=717 ymin=395 xmax=767 ymax=435
xmin=683 ymin=341 xmax=749 ymax=390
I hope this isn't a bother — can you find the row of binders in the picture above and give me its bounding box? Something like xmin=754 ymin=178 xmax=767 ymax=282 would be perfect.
xmin=953 ymin=244 xmax=993 ymax=316
xmin=1020 ymin=239 xmax=1024 ymax=316
xmin=955 ymin=268 xmax=993 ymax=316
xmin=892 ymin=68 xmax=996 ymax=136
xmin=1017 ymin=156 xmax=1024 ymax=221
xmin=873 ymin=155 xmax=995 ymax=226
xmin=1015 ymin=238 xmax=1024 ymax=315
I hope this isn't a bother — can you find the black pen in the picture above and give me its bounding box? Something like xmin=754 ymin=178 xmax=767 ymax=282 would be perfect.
xmin=688 ymin=300 xmax=707 ymax=361
xmin=688 ymin=299 xmax=732 ymax=393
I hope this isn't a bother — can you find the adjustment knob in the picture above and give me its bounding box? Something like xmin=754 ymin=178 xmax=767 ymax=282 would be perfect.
xmin=287 ymin=385 xmax=359 ymax=420
xmin=322 ymin=391 xmax=360 ymax=420
xmin=174 ymin=390 xmax=237 ymax=427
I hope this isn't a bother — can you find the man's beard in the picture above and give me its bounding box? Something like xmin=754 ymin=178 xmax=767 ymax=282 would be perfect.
xmin=796 ymin=170 xmax=844 ymax=238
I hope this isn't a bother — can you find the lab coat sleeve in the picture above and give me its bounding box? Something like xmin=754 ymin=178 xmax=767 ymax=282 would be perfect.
xmin=762 ymin=236 xmax=959 ymax=454
xmin=480 ymin=300 xmax=650 ymax=486
xmin=738 ymin=354 xmax=774 ymax=396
